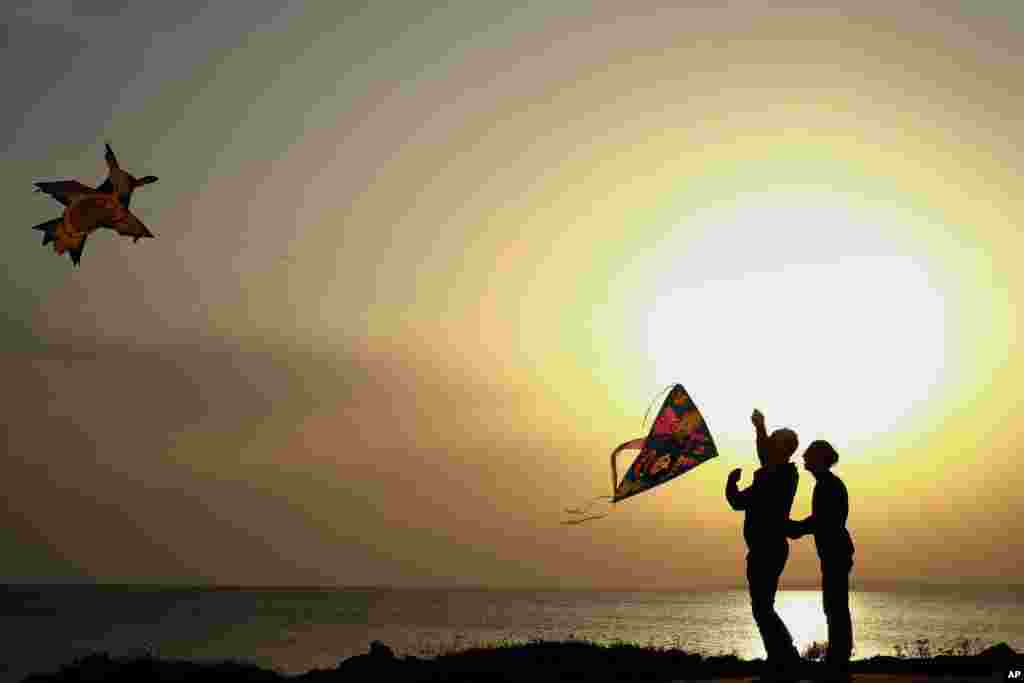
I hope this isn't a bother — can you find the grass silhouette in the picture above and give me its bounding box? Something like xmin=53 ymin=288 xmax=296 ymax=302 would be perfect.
xmin=20 ymin=637 xmax=1021 ymax=682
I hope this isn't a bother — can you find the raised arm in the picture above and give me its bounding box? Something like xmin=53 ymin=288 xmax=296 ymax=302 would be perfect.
xmin=752 ymin=409 xmax=769 ymax=466
xmin=726 ymin=468 xmax=753 ymax=510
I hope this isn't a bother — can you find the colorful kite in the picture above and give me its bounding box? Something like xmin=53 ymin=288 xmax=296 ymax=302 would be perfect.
xmin=563 ymin=383 xmax=718 ymax=524
xmin=30 ymin=142 xmax=158 ymax=266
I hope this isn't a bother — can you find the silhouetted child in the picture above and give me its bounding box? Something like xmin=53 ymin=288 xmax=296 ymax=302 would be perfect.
xmin=726 ymin=409 xmax=801 ymax=681
xmin=788 ymin=440 xmax=855 ymax=682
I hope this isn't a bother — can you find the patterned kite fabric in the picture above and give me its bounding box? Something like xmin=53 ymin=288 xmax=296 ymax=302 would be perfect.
xmin=613 ymin=384 xmax=718 ymax=502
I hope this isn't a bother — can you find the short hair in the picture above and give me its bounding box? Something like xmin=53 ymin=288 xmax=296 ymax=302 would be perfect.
xmin=770 ymin=428 xmax=799 ymax=460
xmin=807 ymin=440 xmax=839 ymax=467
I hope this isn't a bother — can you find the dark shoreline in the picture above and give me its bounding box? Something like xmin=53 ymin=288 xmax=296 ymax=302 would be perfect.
xmin=20 ymin=640 xmax=1022 ymax=682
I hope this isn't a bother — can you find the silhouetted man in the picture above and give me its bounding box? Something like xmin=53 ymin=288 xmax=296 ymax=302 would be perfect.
xmin=726 ymin=409 xmax=801 ymax=681
xmin=788 ymin=440 xmax=855 ymax=682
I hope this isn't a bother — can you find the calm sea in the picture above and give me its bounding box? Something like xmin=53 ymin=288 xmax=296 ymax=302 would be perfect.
xmin=2 ymin=585 xmax=1022 ymax=681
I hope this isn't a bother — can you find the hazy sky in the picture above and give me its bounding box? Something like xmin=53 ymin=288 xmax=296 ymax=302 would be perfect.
xmin=3 ymin=1 xmax=1022 ymax=589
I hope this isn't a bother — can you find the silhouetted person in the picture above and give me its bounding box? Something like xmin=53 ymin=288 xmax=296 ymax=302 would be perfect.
xmin=788 ymin=440 xmax=855 ymax=681
xmin=726 ymin=409 xmax=801 ymax=681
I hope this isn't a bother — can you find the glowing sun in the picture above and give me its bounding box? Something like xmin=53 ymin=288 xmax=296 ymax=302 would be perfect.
xmin=643 ymin=193 xmax=947 ymax=453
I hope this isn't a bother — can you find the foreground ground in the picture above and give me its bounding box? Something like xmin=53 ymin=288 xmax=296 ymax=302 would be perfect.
xmin=20 ymin=640 xmax=1022 ymax=682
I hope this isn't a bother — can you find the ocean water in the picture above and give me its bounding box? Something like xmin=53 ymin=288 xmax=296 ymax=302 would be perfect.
xmin=2 ymin=584 xmax=1022 ymax=681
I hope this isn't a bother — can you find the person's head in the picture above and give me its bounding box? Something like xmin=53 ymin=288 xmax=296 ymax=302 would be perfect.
xmin=802 ymin=440 xmax=839 ymax=473
xmin=767 ymin=428 xmax=798 ymax=465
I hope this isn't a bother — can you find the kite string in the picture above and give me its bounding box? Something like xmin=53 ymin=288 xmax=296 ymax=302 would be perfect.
xmin=641 ymin=384 xmax=675 ymax=431
xmin=562 ymin=384 xmax=672 ymax=526
xmin=561 ymin=495 xmax=614 ymax=525
xmin=563 ymin=495 xmax=612 ymax=516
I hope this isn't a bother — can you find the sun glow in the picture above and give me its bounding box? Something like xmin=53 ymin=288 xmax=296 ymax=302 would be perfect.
xmin=643 ymin=193 xmax=947 ymax=455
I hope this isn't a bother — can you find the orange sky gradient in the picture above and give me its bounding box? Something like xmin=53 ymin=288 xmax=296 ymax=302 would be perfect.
xmin=2 ymin=1 xmax=1022 ymax=589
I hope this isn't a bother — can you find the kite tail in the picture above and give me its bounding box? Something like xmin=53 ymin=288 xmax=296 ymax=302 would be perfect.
xmin=561 ymin=495 xmax=613 ymax=525
xmin=641 ymin=384 xmax=676 ymax=431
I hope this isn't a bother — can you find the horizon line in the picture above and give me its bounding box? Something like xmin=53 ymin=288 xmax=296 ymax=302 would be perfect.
xmin=3 ymin=580 xmax=1022 ymax=592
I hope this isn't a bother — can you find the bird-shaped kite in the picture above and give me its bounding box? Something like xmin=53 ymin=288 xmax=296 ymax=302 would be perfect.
xmin=31 ymin=143 xmax=158 ymax=265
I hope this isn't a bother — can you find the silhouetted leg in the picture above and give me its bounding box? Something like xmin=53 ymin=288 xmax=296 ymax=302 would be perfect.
xmin=747 ymin=545 xmax=799 ymax=670
xmin=822 ymin=556 xmax=853 ymax=668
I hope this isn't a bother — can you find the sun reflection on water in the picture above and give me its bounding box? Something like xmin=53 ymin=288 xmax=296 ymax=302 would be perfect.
xmin=744 ymin=590 xmax=830 ymax=658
